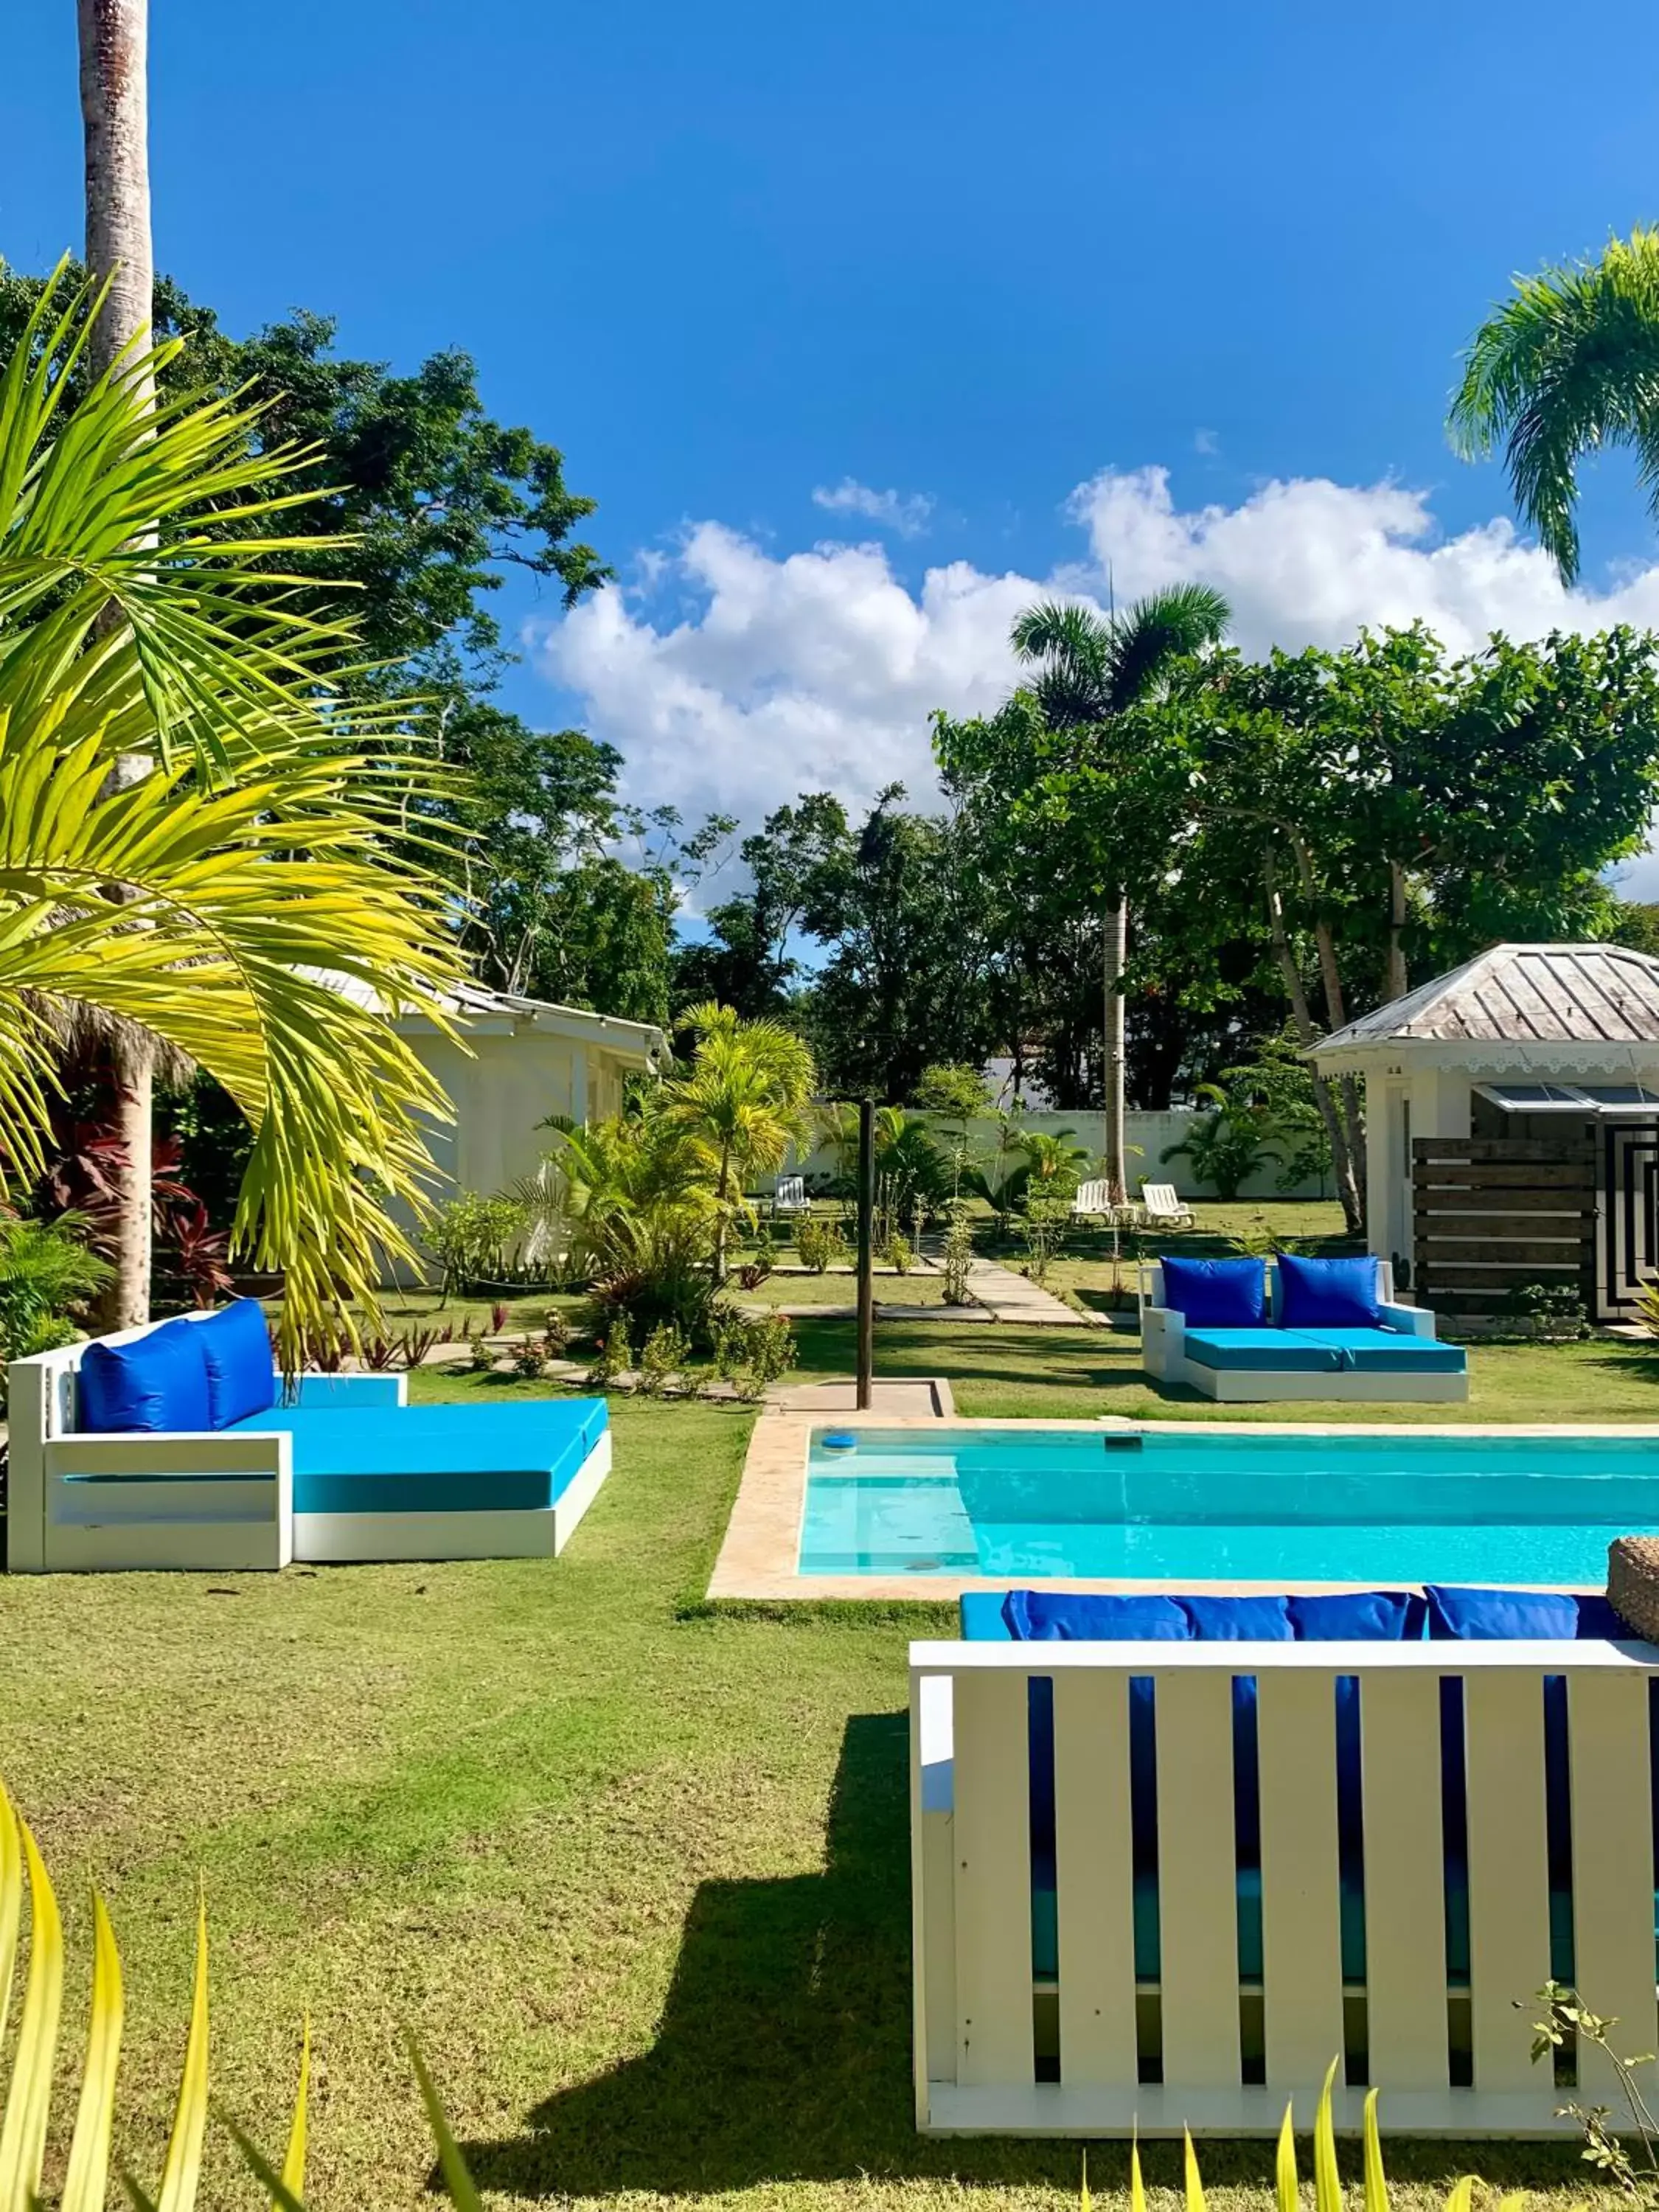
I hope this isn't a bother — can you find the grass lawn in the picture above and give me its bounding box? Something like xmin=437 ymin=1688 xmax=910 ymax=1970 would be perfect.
xmin=0 ymin=1327 xmax=1650 ymax=2211
xmin=739 ymin=1267 xmax=949 ymax=1308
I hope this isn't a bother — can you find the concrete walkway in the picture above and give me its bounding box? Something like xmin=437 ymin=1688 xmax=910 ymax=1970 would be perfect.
xmin=961 ymin=1254 xmax=1101 ymax=1326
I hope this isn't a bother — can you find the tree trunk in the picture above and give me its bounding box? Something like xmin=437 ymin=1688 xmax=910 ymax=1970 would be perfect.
xmin=1287 ymin=834 xmax=1367 ymax=1208
xmin=1384 ymin=859 xmax=1408 ymax=1004
xmin=80 ymin=0 xmax=156 ymax=1332
xmin=712 ymin=1139 xmax=731 ymax=1285
xmin=1102 ymin=894 xmax=1127 ymax=1203
xmin=1262 ymin=847 xmax=1363 ymax=1234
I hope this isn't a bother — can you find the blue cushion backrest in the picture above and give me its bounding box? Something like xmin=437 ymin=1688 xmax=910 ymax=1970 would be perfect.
xmin=194 ymin=1300 xmax=276 ymax=1428
xmin=1425 ymin=1585 xmax=1582 ymax=1639
xmin=77 ymin=1318 xmax=210 ymax=1434
xmin=1275 ymin=1253 xmax=1381 ymax=1329
xmin=1002 ymin=1590 xmax=1192 ymax=1640
xmin=1288 ymin=1589 xmax=1427 ymax=1641
xmin=1181 ymin=1595 xmax=1293 ymax=1641
xmin=1159 ymin=1256 xmax=1265 ymax=1328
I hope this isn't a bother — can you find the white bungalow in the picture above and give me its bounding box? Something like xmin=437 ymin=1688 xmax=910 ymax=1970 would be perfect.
xmin=1310 ymin=942 xmax=1659 ymax=1322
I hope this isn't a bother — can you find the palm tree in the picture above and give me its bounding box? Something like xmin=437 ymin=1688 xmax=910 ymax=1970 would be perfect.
xmin=0 ymin=273 xmax=466 ymax=1366
xmin=662 ymin=1005 xmax=815 ymax=1282
xmin=1449 ymin=227 xmax=1659 ymax=584
xmin=78 ymin=0 xmax=159 ymax=1326
xmin=1009 ymin=585 xmax=1231 ymax=1199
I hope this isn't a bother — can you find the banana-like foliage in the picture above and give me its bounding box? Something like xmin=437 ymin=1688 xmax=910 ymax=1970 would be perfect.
xmin=0 ymin=1778 xmax=480 ymax=2212
xmin=0 ymin=266 xmax=469 ymax=1360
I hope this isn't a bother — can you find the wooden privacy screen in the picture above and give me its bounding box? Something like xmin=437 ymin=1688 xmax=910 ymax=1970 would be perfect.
xmin=1412 ymin=1137 xmax=1596 ymax=1321
xmin=909 ymin=1641 xmax=1659 ymax=2137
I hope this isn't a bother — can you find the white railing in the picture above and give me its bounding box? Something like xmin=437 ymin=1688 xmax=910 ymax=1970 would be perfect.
xmin=910 ymin=1638 xmax=1659 ymax=2136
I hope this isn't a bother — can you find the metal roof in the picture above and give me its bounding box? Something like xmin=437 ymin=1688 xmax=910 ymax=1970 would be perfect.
xmin=1312 ymin=943 xmax=1659 ymax=1056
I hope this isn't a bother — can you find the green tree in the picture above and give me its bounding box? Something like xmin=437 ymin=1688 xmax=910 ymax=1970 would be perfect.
xmin=1008 ymin=586 xmax=1231 ymax=1197
xmin=1450 ymin=227 xmax=1659 ymax=583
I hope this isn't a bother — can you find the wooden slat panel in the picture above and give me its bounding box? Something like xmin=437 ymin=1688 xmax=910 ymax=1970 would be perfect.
xmin=1465 ymin=1672 xmax=1552 ymax=2092
xmin=1156 ymin=1669 xmax=1242 ymax=2090
xmin=1418 ymin=1239 xmax=1589 ymax=1265
xmin=1054 ymin=1670 xmax=1138 ymax=2088
xmin=1256 ymin=1670 xmax=1345 ymax=2092
xmin=953 ymin=1669 xmax=1034 ymax=2088
xmin=1413 ymin=1164 xmax=1595 ymax=1189
xmin=1414 ymin=1193 xmax=1599 ymax=1217
xmin=1419 ymin=1266 xmax=1583 ymax=1292
xmin=1361 ymin=1670 xmax=1450 ymax=2091
xmin=1568 ymin=1674 xmax=1658 ymax=2101
xmin=1416 ymin=1150 xmax=1601 ymax=1168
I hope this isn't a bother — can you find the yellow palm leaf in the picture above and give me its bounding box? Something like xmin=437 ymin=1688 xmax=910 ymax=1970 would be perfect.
xmin=153 ymin=1898 xmax=209 ymax=2212
xmin=0 ymin=1823 xmax=65 ymax=2212
xmin=1276 ymin=2098 xmax=1298 ymax=2212
xmin=1183 ymin=2126 xmax=1207 ymax=2212
xmin=280 ymin=2020 xmax=309 ymax=2211
xmin=1128 ymin=2134 xmax=1146 ymax=2212
xmin=61 ymin=1894 xmax=124 ymax=2212
xmin=1362 ymin=2086 xmax=1389 ymax=2212
xmin=0 ymin=1784 xmax=20 ymax=2055
xmin=1312 ymin=2056 xmax=1341 ymax=2212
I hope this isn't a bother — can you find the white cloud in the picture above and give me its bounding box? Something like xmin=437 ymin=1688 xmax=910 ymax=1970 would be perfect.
xmin=1193 ymin=428 xmax=1220 ymax=456
xmin=810 ymin=477 xmax=935 ymax=537
xmin=533 ymin=468 xmax=1659 ymax=864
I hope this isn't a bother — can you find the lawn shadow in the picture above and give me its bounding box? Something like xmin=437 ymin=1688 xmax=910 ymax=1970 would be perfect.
xmin=454 ymin=1711 xmax=1583 ymax=2198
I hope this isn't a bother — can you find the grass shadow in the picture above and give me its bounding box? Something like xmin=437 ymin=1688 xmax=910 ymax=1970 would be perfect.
xmin=455 ymin=1711 xmax=1587 ymax=2197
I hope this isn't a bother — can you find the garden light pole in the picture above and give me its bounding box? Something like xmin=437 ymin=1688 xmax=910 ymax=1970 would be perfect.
xmin=856 ymin=1096 xmax=874 ymax=1410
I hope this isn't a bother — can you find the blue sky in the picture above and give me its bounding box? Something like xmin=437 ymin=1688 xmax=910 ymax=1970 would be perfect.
xmin=7 ymin=1 xmax=1659 ymax=861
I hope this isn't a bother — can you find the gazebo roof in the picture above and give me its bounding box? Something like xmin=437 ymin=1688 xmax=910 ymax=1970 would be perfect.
xmin=1311 ymin=942 xmax=1659 ymax=1069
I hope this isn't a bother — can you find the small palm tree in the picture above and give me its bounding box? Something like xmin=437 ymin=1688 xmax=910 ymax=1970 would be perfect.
xmin=1450 ymin=226 xmax=1659 ymax=583
xmin=662 ymin=1006 xmax=815 ymax=1282
xmin=1009 ymin=585 xmax=1231 ymax=1199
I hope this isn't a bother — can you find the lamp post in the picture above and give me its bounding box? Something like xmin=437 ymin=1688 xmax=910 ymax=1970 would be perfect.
xmin=856 ymin=1096 xmax=874 ymax=1410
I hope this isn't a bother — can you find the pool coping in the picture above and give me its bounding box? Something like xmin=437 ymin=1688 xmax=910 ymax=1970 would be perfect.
xmin=705 ymin=1413 xmax=1659 ymax=1601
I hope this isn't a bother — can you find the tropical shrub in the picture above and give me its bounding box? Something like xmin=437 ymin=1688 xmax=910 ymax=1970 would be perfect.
xmin=638 ymin=1320 xmax=690 ymax=1397
xmin=0 ymin=1214 xmax=111 ymax=1398
xmin=1015 ymin=1194 xmax=1070 ymax=1284
xmin=587 ymin=1318 xmax=635 ymax=1388
xmin=662 ymin=1004 xmax=815 ymax=1281
xmin=1515 ymin=1279 xmax=1590 ymax=1339
xmin=883 ymin=1231 xmax=914 ymax=1276
xmin=1162 ymin=1085 xmax=1279 ymax=1200
xmin=1220 ymin=1025 xmax=1333 ymax=1195
xmin=794 ymin=1217 xmax=844 ymax=1273
xmin=512 ymin=1332 xmax=549 ymax=1380
xmin=940 ymin=1203 xmax=976 ymax=1305
xmin=909 ymin=1062 xmax=992 ymax=1119
xmin=424 ymin=1192 xmax=531 ymax=1297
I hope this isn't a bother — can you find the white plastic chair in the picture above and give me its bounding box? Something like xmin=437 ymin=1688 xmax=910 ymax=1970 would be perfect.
xmin=1139 ymin=1180 xmax=1195 ymax=1230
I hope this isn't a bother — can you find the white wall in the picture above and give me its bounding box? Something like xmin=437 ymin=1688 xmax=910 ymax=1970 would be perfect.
xmin=790 ymin=1109 xmax=1332 ymax=1202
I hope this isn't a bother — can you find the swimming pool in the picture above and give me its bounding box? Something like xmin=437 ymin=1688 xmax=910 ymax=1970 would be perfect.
xmin=797 ymin=1425 xmax=1659 ymax=1585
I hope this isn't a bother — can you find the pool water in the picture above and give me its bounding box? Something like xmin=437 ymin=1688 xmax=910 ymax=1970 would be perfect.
xmin=798 ymin=1425 xmax=1659 ymax=1584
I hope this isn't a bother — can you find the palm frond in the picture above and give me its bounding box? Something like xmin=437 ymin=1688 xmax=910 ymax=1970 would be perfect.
xmin=1450 ymin=226 xmax=1659 ymax=583
xmin=1102 ymin=584 xmax=1231 ymax=709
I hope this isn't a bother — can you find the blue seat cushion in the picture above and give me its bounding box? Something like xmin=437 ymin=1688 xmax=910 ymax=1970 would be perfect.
xmin=230 ymin=1399 xmax=607 ymax=1514
xmin=959 ymin=1591 xmax=1013 ymax=1640
xmin=193 ymin=1300 xmax=276 ymax=1427
xmin=78 ymin=1319 xmax=210 ymax=1434
xmin=1288 ymin=1588 xmax=1427 ymax=1639
xmin=1180 ymin=1594 xmax=1293 ymax=1640
xmin=1276 ymin=1253 xmax=1381 ymax=1329
xmin=1295 ymin=1327 xmax=1466 ymax=1374
xmin=1184 ymin=1326 xmax=1336 ymax=1372
xmin=1159 ymin=1256 xmax=1265 ymax=1328
xmin=1426 ymin=1583 xmax=1587 ymax=1638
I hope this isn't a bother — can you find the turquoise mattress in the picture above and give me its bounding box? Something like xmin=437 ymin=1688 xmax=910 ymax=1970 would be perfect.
xmin=230 ymin=1399 xmax=608 ymax=1514
xmin=1183 ymin=1325 xmax=1465 ymax=1374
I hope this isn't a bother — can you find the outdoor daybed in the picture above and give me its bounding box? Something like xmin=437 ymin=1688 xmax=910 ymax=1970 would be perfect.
xmin=1139 ymin=1253 xmax=1468 ymax=1402
xmin=7 ymin=1301 xmax=611 ymax=1573
xmin=911 ymin=1585 xmax=1659 ymax=2136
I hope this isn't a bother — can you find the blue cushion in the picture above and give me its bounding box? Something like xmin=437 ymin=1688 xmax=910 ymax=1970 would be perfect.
xmin=192 ymin=1301 xmax=276 ymax=1428
xmin=77 ymin=1320 xmax=210 ymax=1434
xmin=1291 ymin=1327 xmax=1466 ymax=1374
xmin=1275 ymin=1253 xmax=1381 ymax=1329
xmin=1426 ymin=1585 xmax=1583 ymax=1639
xmin=1180 ymin=1594 xmax=1293 ymax=1640
xmin=1288 ymin=1589 xmax=1426 ymax=1640
xmin=1001 ymin=1590 xmax=1192 ymax=1641
xmin=959 ymin=1592 xmax=1013 ymax=1640
xmin=1183 ymin=1326 xmax=1338 ymax=1372
xmin=1158 ymin=1256 xmax=1265 ymax=1328
xmin=229 ymin=1400 xmax=606 ymax=1514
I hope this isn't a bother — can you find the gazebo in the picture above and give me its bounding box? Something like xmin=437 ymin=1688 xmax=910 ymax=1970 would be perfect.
xmin=1310 ymin=942 xmax=1659 ymax=1323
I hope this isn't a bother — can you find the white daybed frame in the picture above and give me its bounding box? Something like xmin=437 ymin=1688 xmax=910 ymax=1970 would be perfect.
xmin=7 ymin=1319 xmax=611 ymax=1573
xmin=911 ymin=1635 xmax=1659 ymax=2137
xmin=1138 ymin=1257 xmax=1467 ymax=1402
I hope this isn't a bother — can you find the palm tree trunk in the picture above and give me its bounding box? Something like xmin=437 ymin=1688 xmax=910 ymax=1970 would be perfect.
xmin=80 ymin=0 xmax=156 ymax=1332
xmin=1287 ymin=833 xmax=1366 ymax=1210
xmin=1102 ymin=894 xmax=1127 ymax=1203
xmin=1262 ymin=847 xmax=1363 ymax=1234
xmin=1384 ymin=859 xmax=1409 ymax=1004
xmin=712 ymin=1138 xmax=731 ymax=1284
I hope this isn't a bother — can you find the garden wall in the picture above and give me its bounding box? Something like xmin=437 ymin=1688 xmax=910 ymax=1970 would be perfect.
xmin=789 ymin=1109 xmax=1330 ymax=1203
